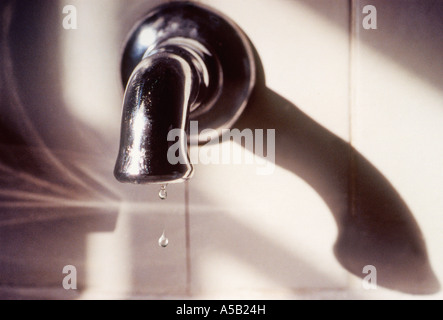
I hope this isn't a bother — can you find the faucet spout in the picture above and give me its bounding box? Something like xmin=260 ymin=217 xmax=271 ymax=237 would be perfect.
xmin=114 ymin=50 xmax=198 ymax=184
xmin=114 ymin=2 xmax=256 ymax=185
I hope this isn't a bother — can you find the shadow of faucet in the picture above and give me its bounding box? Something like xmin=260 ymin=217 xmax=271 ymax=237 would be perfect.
xmin=233 ymin=47 xmax=440 ymax=294
xmin=110 ymin=1 xmax=440 ymax=294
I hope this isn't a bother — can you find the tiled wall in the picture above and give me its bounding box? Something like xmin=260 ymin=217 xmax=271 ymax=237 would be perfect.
xmin=0 ymin=0 xmax=441 ymax=299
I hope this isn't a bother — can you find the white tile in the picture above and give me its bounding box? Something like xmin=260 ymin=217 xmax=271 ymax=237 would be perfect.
xmin=350 ymin=0 xmax=443 ymax=296
xmin=204 ymin=0 xmax=351 ymax=141
xmin=189 ymin=160 xmax=349 ymax=295
xmin=186 ymin=0 xmax=352 ymax=296
xmin=84 ymin=202 xmax=188 ymax=297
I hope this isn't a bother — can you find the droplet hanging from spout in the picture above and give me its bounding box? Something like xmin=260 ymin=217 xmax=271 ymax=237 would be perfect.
xmin=159 ymin=184 xmax=167 ymax=200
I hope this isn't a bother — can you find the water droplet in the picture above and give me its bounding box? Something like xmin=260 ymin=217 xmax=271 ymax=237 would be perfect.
xmin=158 ymin=231 xmax=169 ymax=248
xmin=159 ymin=184 xmax=167 ymax=200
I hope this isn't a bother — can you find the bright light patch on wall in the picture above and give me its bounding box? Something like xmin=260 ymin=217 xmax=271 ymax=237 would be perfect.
xmin=84 ymin=204 xmax=131 ymax=298
xmin=59 ymin=0 xmax=122 ymax=136
xmin=197 ymin=252 xmax=277 ymax=292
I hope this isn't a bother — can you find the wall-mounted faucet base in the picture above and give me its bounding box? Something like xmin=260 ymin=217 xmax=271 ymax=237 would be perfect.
xmin=115 ymin=2 xmax=256 ymax=184
xmin=120 ymin=2 xmax=256 ymax=144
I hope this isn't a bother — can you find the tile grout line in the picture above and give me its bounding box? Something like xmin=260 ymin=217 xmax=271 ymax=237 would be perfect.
xmin=184 ymin=180 xmax=192 ymax=295
xmin=348 ymin=0 xmax=358 ymax=220
xmin=347 ymin=0 xmax=359 ymax=291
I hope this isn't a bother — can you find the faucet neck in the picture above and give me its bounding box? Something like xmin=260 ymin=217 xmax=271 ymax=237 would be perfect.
xmin=144 ymin=37 xmax=222 ymax=116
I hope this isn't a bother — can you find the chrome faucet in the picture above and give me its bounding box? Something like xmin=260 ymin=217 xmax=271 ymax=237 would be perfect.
xmin=114 ymin=2 xmax=255 ymax=184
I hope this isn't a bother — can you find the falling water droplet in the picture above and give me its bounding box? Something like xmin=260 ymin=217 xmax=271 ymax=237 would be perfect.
xmin=159 ymin=184 xmax=167 ymax=200
xmin=158 ymin=231 xmax=169 ymax=248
